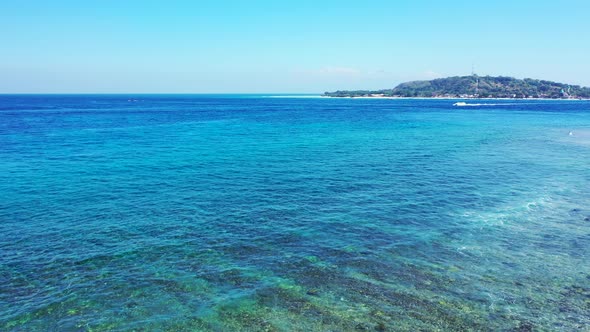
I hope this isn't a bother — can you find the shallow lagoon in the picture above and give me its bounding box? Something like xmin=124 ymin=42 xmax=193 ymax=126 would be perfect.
xmin=1 ymin=96 xmax=589 ymax=331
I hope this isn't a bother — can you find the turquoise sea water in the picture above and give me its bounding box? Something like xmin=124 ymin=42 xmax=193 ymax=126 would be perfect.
xmin=1 ymin=95 xmax=590 ymax=331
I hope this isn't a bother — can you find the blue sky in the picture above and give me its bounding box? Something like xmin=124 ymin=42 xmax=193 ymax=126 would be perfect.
xmin=1 ymin=0 xmax=589 ymax=93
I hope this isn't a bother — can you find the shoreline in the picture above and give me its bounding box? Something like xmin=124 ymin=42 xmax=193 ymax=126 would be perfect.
xmin=320 ymin=96 xmax=590 ymax=101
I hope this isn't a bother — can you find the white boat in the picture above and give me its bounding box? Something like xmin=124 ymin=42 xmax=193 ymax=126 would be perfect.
xmin=453 ymin=102 xmax=468 ymax=107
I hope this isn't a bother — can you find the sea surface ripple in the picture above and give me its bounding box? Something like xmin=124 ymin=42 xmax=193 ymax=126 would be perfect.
xmin=1 ymin=95 xmax=590 ymax=331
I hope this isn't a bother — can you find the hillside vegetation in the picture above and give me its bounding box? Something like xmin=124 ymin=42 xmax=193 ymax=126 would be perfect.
xmin=324 ymin=76 xmax=590 ymax=99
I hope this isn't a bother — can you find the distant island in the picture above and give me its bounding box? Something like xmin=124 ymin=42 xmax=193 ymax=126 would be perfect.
xmin=323 ymin=75 xmax=590 ymax=99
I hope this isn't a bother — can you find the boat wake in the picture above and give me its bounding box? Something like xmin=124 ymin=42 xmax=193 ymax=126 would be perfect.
xmin=453 ymin=102 xmax=505 ymax=107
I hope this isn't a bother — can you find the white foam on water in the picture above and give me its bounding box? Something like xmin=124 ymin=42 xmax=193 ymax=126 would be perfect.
xmin=453 ymin=102 xmax=521 ymax=107
xmin=458 ymin=195 xmax=555 ymax=227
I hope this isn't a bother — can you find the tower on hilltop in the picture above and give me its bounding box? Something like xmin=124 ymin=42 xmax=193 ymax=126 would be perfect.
xmin=471 ymin=64 xmax=479 ymax=96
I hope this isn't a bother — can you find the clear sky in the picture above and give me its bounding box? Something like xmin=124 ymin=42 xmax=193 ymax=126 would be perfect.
xmin=1 ymin=0 xmax=589 ymax=93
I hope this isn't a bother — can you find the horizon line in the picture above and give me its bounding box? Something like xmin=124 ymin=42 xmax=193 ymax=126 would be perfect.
xmin=0 ymin=92 xmax=324 ymax=95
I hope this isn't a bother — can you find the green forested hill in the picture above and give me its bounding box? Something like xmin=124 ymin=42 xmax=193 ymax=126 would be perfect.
xmin=324 ymin=76 xmax=590 ymax=99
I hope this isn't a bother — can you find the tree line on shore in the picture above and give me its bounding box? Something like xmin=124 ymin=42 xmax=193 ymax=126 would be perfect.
xmin=324 ymin=76 xmax=590 ymax=99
